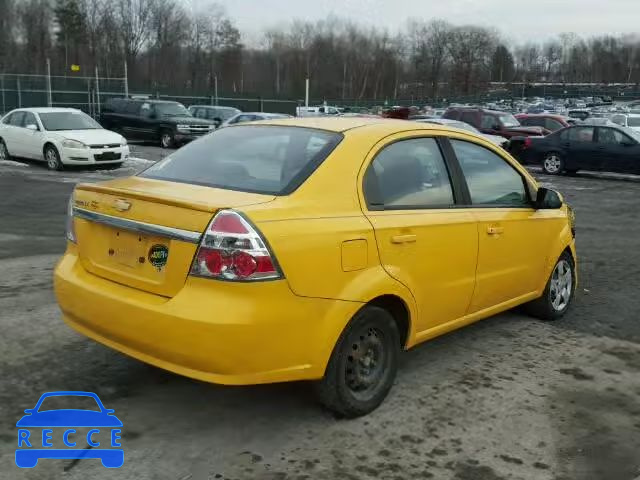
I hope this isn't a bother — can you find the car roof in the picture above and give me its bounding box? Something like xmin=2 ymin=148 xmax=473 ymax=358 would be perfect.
xmin=12 ymin=107 xmax=81 ymax=114
xmin=191 ymin=105 xmax=238 ymax=110
xmin=249 ymin=116 xmax=467 ymax=134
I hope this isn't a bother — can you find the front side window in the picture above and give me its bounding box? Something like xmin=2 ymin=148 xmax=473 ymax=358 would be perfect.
xmin=141 ymin=125 xmax=342 ymax=195
xmin=598 ymin=128 xmax=629 ymax=145
xmin=22 ymin=112 xmax=38 ymax=128
xmin=364 ymin=137 xmax=454 ymax=209
xmin=480 ymin=114 xmax=496 ymax=129
xmin=451 ymin=139 xmax=529 ymax=207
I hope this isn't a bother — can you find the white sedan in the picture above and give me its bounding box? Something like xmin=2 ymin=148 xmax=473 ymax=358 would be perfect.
xmin=0 ymin=107 xmax=129 ymax=170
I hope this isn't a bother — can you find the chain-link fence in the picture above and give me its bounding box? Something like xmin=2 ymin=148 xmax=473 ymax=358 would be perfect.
xmin=0 ymin=72 xmax=300 ymax=117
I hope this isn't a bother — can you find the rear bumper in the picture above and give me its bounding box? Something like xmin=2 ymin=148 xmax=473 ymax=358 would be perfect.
xmin=54 ymin=246 xmax=360 ymax=385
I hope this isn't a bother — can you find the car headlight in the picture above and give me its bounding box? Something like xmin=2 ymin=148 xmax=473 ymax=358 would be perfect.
xmin=62 ymin=139 xmax=88 ymax=149
xmin=176 ymin=124 xmax=189 ymax=131
xmin=208 ymin=125 xmax=216 ymax=130
xmin=120 ymin=137 xmax=127 ymax=147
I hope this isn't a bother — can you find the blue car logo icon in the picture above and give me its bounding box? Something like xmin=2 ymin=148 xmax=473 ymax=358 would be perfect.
xmin=16 ymin=391 xmax=123 ymax=468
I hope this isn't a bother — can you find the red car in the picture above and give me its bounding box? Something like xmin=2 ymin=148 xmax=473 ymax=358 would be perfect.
xmin=443 ymin=107 xmax=545 ymax=139
xmin=515 ymin=114 xmax=572 ymax=133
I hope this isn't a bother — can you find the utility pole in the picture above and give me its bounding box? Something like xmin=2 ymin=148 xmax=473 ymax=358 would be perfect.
xmin=214 ymin=75 xmax=218 ymax=106
xmin=124 ymin=61 xmax=129 ymax=98
xmin=46 ymin=58 xmax=52 ymax=107
xmin=95 ymin=66 xmax=101 ymax=117
xmin=305 ymin=78 xmax=310 ymax=107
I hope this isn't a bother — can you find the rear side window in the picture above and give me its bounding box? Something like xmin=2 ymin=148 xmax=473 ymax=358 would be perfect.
xmin=140 ymin=126 xmax=342 ymax=195
xmin=545 ymin=118 xmax=563 ymax=131
xmin=460 ymin=112 xmax=476 ymax=126
xmin=451 ymin=140 xmax=529 ymax=207
xmin=9 ymin=112 xmax=26 ymax=126
xmin=364 ymin=138 xmax=454 ymax=209
xmin=568 ymin=127 xmax=594 ymax=142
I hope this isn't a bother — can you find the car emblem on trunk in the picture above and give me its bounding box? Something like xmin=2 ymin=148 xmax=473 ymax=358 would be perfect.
xmin=113 ymin=199 xmax=131 ymax=212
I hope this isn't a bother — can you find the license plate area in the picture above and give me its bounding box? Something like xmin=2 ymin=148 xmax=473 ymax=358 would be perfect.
xmin=109 ymin=230 xmax=148 ymax=268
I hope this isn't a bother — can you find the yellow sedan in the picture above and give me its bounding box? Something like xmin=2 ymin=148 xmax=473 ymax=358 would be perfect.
xmin=54 ymin=117 xmax=576 ymax=417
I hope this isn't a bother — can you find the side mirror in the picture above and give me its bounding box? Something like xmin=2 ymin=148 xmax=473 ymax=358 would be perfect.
xmin=213 ymin=118 xmax=222 ymax=127
xmin=26 ymin=124 xmax=38 ymax=131
xmin=535 ymin=187 xmax=563 ymax=209
xmin=24 ymin=409 xmax=33 ymax=414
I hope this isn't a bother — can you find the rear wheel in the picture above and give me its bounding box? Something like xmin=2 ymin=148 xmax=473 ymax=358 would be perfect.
xmin=314 ymin=306 xmax=400 ymax=418
xmin=524 ymin=252 xmax=575 ymax=321
xmin=160 ymin=129 xmax=175 ymax=149
xmin=542 ymin=153 xmax=564 ymax=175
xmin=0 ymin=139 xmax=9 ymax=160
xmin=45 ymin=145 xmax=64 ymax=171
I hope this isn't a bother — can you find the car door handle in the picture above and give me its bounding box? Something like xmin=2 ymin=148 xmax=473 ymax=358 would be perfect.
xmin=391 ymin=234 xmax=417 ymax=244
xmin=487 ymin=226 xmax=504 ymax=235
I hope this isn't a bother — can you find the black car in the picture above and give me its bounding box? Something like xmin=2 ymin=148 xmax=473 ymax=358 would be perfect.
xmin=511 ymin=124 xmax=640 ymax=175
xmin=187 ymin=105 xmax=241 ymax=128
xmin=101 ymin=98 xmax=216 ymax=148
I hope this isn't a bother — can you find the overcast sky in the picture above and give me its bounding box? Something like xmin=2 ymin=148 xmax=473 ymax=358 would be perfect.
xmin=218 ymin=0 xmax=639 ymax=45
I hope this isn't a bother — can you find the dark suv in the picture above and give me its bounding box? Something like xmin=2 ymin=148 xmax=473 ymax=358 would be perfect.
xmin=443 ymin=107 xmax=545 ymax=139
xmin=101 ymin=99 xmax=216 ymax=148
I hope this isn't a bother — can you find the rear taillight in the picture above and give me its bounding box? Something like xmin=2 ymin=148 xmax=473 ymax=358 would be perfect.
xmin=190 ymin=210 xmax=282 ymax=281
xmin=66 ymin=195 xmax=76 ymax=243
xmin=523 ymin=137 xmax=532 ymax=149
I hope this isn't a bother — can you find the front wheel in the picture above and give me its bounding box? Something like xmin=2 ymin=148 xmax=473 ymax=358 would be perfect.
xmin=160 ymin=130 xmax=175 ymax=149
xmin=314 ymin=306 xmax=400 ymax=418
xmin=524 ymin=252 xmax=575 ymax=321
xmin=45 ymin=145 xmax=64 ymax=171
xmin=0 ymin=140 xmax=10 ymax=160
xmin=542 ymin=153 xmax=564 ymax=175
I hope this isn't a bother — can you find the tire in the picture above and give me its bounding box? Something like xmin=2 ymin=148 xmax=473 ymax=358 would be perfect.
xmin=160 ymin=129 xmax=175 ymax=149
xmin=314 ymin=306 xmax=400 ymax=418
xmin=524 ymin=252 xmax=576 ymax=321
xmin=542 ymin=152 xmax=564 ymax=175
xmin=0 ymin=139 xmax=10 ymax=160
xmin=44 ymin=145 xmax=64 ymax=171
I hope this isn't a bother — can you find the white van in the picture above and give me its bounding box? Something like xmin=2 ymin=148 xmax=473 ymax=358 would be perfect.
xmin=296 ymin=106 xmax=341 ymax=117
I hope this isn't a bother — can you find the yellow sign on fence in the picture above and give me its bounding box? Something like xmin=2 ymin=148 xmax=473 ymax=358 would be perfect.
xmin=71 ymin=64 xmax=80 ymax=72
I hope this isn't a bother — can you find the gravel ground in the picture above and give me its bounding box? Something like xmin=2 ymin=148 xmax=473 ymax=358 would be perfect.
xmin=1 ymin=152 xmax=639 ymax=480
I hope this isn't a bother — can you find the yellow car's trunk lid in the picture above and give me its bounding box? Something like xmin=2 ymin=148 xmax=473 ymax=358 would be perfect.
xmin=72 ymin=177 xmax=275 ymax=297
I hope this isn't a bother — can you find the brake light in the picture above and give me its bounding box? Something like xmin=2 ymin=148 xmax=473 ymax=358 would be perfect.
xmin=66 ymin=195 xmax=76 ymax=243
xmin=190 ymin=210 xmax=282 ymax=281
xmin=523 ymin=137 xmax=532 ymax=149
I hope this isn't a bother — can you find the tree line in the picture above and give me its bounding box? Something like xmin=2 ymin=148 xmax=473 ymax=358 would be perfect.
xmin=1 ymin=0 xmax=639 ymax=103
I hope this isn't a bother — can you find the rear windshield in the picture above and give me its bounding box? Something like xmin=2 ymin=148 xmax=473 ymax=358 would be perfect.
xmin=140 ymin=125 xmax=342 ymax=195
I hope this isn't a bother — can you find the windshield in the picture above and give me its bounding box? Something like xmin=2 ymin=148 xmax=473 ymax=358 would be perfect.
xmin=627 ymin=117 xmax=640 ymax=127
xmin=140 ymin=125 xmax=342 ymax=195
xmin=37 ymin=395 xmax=101 ymax=412
xmin=217 ymin=108 xmax=240 ymax=120
xmin=39 ymin=112 xmax=102 ymax=131
xmin=155 ymin=103 xmax=190 ymax=117
xmin=621 ymin=127 xmax=640 ymax=142
xmin=499 ymin=114 xmax=520 ymax=128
